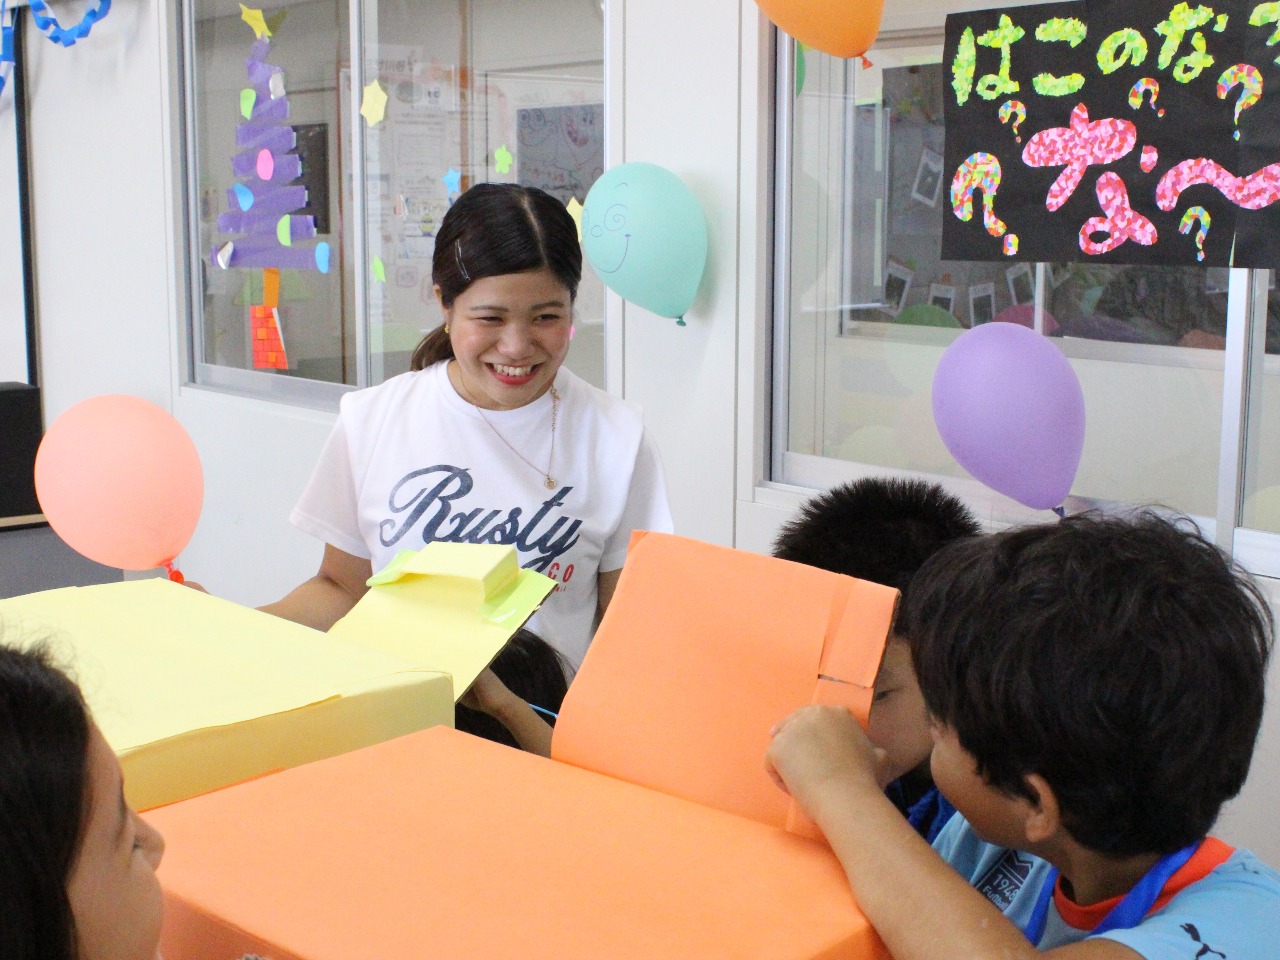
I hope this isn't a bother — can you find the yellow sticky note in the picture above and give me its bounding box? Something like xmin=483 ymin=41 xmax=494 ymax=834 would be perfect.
xmin=239 ymin=3 xmax=272 ymax=39
xmin=566 ymin=197 xmax=584 ymax=241
xmin=332 ymin=543 xmax=555 ymax=698
xmin=0 ymin=580 xmax=451 ymax=810
xmin=361 ymin=79 xmax=389 ymax=126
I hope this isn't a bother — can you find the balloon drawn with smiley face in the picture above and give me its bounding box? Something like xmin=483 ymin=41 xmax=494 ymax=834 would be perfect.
xmin=581 ymin=162 xmax=709 ymax=322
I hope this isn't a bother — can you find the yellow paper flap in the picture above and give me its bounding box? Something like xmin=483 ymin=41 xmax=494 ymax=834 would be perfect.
xmin=366 ymin=542 xmax=519 ymax=598
xmin=331 ymin=543 xmax=555 ymax=699
xmin=0 ymin=580 xmax=436 ymax=755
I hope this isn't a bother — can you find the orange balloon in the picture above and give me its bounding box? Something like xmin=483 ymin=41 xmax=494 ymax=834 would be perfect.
xmin=34 ymin=395 xmax=203 ymax=570
xmin=756 ymin=0 xmax=885 ymax=58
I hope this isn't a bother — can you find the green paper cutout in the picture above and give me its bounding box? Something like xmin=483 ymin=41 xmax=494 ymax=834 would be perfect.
xmin=240 ymin=88 xmax=256 ymax=119
xmin=277 ymin=215 xmax=292 ymax=247
xmin=796 ymin=42 xmax=807 ymax=97
xmin=1249 ymin=2 xmax=1280 ymax=63
xmin=1032 ymin=21 xmax=1087 ymax=95
xmin=975 ymin=15 xmax=1025 ymax=101
xmin=953 ymin=27 xmax=977 ymax=105
xmin=372 ymin=255 xmax=386 ymax=283
xmin=494 ymin=144 xmax=514 ymax=175
xmin=1155 ymin=3 xmax=1216 ymax=80
xmin=1098 ymin=28 xmax=1148 ymax=73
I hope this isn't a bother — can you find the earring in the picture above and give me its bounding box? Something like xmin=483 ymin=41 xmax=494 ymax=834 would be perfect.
xmin=444 ymin=324 xmax=450 ymax=334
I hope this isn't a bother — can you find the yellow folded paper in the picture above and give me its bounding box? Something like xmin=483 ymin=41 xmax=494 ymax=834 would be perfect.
xmin=0 ymin=578 xmax=453 ymax=810
xmin=330 ymin=541 xmax=555 ymax=698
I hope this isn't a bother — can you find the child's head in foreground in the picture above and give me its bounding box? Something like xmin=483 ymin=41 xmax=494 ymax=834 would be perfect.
xmin=902 ymin=511 xmax=1273 ymax=856
xmin=772 ymin=477 xmax=981 ymax=785
xmin=0 ymin=642 xmax=166 ymax=960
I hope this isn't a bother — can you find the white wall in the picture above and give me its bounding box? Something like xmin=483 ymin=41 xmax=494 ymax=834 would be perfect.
xmin=5 ymin=0 xmax=1278 ymax=865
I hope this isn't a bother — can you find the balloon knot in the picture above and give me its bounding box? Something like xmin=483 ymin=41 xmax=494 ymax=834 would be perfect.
xmin=1051 ymin=505 xmax=1066 ymax=519
xmin=164 ymin=560 xmax=185 ymax=584
xmin=860 ymin=55 xmax=873 ymax=70
xmin=676 ymin=318 xmax=687 ymax=327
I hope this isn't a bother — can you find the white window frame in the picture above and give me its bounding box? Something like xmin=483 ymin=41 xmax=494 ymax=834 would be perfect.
xmin=762 ymin=22 xmax=1280 ymax=579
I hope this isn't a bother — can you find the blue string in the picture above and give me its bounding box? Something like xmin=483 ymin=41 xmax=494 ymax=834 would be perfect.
xmin=28 ymin=0 xmax=111 ymax=48
xmin=528 ymin=702 xmax=558 ymax=719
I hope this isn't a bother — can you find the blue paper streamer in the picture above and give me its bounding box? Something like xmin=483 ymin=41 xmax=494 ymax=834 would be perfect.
xmin=28 ymin=0 xmax=112 ymax=48
xmin=0 ymin=2 xmax=14 ymax=97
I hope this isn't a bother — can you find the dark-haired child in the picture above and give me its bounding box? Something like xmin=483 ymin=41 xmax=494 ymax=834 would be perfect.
xmin=456 ymin=627 xmax=568 ymax=757
xmin=0 ymin=641 xmax=167 ymax=960
xmin=772 ymin=476 xmax=981 ymax=841
xmin=768 ymin=512 xmax=1279 ymax=959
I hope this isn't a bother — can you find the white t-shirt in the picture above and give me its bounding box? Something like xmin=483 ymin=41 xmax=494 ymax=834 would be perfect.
xmin=291 ymin=361 xmax=672 ymax=668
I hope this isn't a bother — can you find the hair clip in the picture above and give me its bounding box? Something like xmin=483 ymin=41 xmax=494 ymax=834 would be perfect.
xmin=454 ymin=239 xmax=471 ymax=281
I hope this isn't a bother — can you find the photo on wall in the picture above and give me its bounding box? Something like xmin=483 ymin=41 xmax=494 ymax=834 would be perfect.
xmin=882 ymin=262 xmax=914 ymax=315
xmin=928 ymin=283 xmax=956 ymax=314
xmin=969 ymin=281 xmax=996 ymax=326
xmin=1006 ymin=263 xmax=1034 ymax=307
xmin=911 ymin=147 xmax=944 ymax=208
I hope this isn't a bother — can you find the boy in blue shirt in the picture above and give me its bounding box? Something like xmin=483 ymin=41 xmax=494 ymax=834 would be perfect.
xmin=772 ymin=476 xmax=980 ymax=841
xmin=768 ymin=512 xmax=1279 ymax=959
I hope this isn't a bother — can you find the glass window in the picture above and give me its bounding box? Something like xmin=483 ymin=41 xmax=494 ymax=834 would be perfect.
xmin=183 ymin=0 xmax=606 ymax=402
xmin=776 ymin=25 xmax=1245 ymax=525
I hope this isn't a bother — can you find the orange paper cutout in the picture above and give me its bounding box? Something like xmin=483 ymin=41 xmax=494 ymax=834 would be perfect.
xmin=152 ymin=727 xmax=890 ymax=960
xmin=262 ymin=267 xmax=280 ymax=308
xmin=149 ymin=534 xmax=899 ymax=960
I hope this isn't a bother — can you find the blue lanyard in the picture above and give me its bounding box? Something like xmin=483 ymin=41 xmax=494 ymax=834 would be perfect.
xmin=1022 ymin=841 xmax=1199 ymax=945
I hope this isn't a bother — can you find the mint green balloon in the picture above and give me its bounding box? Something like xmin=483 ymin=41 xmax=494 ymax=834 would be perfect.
xmin=581 ymin=162 xmax=708 ymax=320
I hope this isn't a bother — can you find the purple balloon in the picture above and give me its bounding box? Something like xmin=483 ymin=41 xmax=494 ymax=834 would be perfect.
xmin=932 ymin=323 xmax=1085 ymax=510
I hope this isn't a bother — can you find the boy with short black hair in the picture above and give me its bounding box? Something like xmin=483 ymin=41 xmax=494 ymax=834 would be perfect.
xmin=773 ymin=476 xmax=981 ymax=840
xmin=767 ymin=512 xmax=1279 ymax=959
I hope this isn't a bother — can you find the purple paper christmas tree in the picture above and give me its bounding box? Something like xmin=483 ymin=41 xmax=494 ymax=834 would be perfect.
xmin=211 ymin=30 xmax=330 ymax=368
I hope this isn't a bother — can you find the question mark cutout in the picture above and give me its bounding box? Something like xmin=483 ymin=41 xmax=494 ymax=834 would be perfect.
xmin=951 ymin=152 xmax=1019 ymax=256
xmin=999 ymin=99 xmax=1027 ymax=143
xmin=1218 ymin=64 xmax=1263 ymax=140
xmin=1128 ymin=78 xmax=1164 ymax=117
xmin=1178 ymin=206 xmax=1211 ymax=261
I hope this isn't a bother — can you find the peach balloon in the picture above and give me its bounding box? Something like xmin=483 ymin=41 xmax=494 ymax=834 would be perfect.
xmin=756 ymin=0 xmax=885 ymax=59
xmin=34 ymin=395 xmax=203 ymax=571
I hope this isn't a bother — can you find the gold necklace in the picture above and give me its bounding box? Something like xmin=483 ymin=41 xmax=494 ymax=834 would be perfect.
xmin=465 ymin=383 xmax=560 ymax=490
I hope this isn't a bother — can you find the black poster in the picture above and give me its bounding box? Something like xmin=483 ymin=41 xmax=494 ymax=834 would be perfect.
xmin=942 ymin=0 xmax=1280 ymax=267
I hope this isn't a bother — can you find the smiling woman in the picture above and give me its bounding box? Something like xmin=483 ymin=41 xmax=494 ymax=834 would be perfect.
xmin=261 ymin=184 xmax=673 ymax=674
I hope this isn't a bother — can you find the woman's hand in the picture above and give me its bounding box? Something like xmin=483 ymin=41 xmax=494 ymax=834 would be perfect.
xmin=765 ymin=705 xmax=890 ymax=821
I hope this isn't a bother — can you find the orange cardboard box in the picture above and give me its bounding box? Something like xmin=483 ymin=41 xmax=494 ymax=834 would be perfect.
xmin=150 ymin=533 xmax=899 ymax=960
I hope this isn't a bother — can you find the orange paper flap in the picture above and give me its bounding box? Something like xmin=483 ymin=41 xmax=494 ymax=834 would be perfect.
xmin=552 ymin=533 xmax=898 ymax=831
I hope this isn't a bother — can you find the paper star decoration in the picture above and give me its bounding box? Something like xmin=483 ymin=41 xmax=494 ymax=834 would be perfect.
xmin=494 ymin=144 xmax=514 ymax=175
xmin=566 ymin=197 xmax=583 ymax=241
xmin=360 ymin=80 xmax=388 ymax=126
xmin=239 ymin=4 xmax=272 ymax=39
xmin=442 ymin=167 xmax=463 ymax=195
